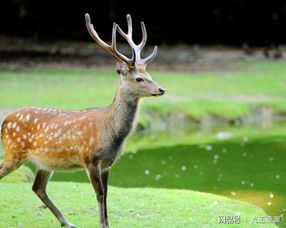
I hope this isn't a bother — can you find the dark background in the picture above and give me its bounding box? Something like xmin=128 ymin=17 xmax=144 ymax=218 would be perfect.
xmin=1 ymin=0 xmax=286 ymax=46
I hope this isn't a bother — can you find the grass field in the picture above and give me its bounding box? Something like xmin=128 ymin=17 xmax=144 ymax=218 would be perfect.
xmin=0 ymin=61 xmax=286 ymax=126
xmin=0 ymin=182 xmax=278 ymax=228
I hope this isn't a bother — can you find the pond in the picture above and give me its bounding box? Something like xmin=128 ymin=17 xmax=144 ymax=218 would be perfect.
xmin=44 ymin=120 xmax=286 ymax=226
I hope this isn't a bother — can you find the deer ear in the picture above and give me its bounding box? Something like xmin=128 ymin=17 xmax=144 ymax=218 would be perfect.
xmin=116 ymin=61 xmax=129 ymax=76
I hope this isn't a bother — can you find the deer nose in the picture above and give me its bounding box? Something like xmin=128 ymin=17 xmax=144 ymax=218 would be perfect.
xmin=159 ymin=88 xmax=165 ymax=95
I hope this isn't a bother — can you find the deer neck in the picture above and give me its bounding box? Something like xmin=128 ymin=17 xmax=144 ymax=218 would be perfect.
xmin=107 ymin=82 xmax=139 ymax=139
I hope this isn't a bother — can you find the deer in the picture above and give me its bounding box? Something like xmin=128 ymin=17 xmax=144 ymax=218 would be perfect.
xmin=0 ymin=13 xmax=165 ymax=228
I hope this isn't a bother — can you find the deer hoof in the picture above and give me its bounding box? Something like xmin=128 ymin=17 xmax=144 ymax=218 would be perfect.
xmin=100 ymin=223 xmax=109 ymax=228
xmin=62 ymin=223 xmax=77 ymax=228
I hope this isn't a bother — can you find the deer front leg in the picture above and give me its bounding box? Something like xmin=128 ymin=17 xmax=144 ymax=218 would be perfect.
xmin=87 ymin=164 xmax=109 ymax=228
xmin=101 ymin=169 xmax=109 ymax=223
xmin=32 ymin=169 xmax=76 ymax=228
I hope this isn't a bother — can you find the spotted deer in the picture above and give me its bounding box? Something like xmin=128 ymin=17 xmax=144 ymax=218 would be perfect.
xmin=0 ymin=14 xmax=164 ymax=228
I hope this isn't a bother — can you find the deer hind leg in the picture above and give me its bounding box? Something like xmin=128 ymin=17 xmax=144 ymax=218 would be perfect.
xmin=32 ymin=169 xmax=76 ymax=228
xmin=0 ymin=149 xmax=27 ymax=180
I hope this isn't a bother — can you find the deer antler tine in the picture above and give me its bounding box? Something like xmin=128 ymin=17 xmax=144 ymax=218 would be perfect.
xmin=85 ymin=13 xmax=109 ymax=49
xmin=85 ymin=13 xmax=97 ymax=39
xmin=111 ymin=23 xmax=117 ymax=48
xmin=85 ymin=13 xmax=91 ymax=25
xmin=126 ymin=14 xmax=133 ymax=37
xmin=143 ymin=45 xmax=158 ymax=65
xmin=116 ymin=24 xmax=126 ymax=38
xmin=139 ymin=22 xmax=147 ymax=49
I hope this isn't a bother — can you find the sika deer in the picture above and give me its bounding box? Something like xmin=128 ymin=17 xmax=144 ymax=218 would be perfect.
xmin=0 ymin=14 xmax=164 ymax=228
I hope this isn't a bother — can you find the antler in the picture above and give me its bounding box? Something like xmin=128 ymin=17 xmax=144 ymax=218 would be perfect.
xmin=85 ymin=13 xmax=132 ymax=66
xmin=116 ymin=14 xmax=157 ymax=66
xmin=85 ymin=13 xmax=157 ymax=67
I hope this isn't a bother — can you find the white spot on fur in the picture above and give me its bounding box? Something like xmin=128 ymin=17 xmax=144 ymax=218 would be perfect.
xmin=64 ymin=121 xmax=71 ymax=126
xmin=19 ymin=114 xmax=24 ymax=121
xmin=44 ymin=126 xmax=50 ymax=133
xmin=25 ymin=114 xmax=31 ymax=122
xmin=12 ymin=132 xmax=16 ymax=137
xmin=16 ymin=126 xmax=20 ymax=132
xmin=17 ymin=137 xmax=21 ymax=142
xmin=21 ymin=142 xmax=25 ymax=147
xmin=16 ymin=113 xmax=20 ymax=118
xmin=7 ymin=122 xmax=12 ymax=129
xmin=33 ymin=141 xmax=37 ymax=147
xmin=12 ymin=122 xmax=17 ymax=129
xmin=89 ymin=137 xmax=95 ymax=145
xmin=22 ymin=134 xmax=27 ymax=139
xmin=34 ymin=118 xmax=38 ymax=124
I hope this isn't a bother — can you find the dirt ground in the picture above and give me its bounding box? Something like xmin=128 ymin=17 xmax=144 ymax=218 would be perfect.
xmin=0 ymin=36 xmax=285 ymax=71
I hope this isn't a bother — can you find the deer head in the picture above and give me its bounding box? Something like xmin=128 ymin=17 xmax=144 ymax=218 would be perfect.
xmin=85 ymin=14 xmax=165 ymax=98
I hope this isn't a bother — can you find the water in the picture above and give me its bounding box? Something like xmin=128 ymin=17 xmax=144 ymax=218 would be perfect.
xmin=49 ymin=120 xmax=286 ymax=226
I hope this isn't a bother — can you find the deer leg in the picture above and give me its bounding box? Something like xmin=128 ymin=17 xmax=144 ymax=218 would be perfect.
xmin=87 ymin=164 xmax=109 ymax=228
xmin=32 ymin=169 xmax=76 ymax=228
xmin=0 ymin=163 xmax=14 ymax=180
xmin=101 ymin=169 xmax=109 ymax=222
xmin=0 ymin=152 xmax=26 ymax=180
xmin=0 ymin=163 xmax=7 ymax=180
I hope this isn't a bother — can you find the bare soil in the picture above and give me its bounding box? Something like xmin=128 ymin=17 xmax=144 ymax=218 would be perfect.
xmin=1 ymin=36 xmax=285 ymax=71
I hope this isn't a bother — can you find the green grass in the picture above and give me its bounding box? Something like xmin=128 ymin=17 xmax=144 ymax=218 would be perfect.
xmin=0 ymin=182 xmax=277 ymax=227
xmin=0 ymin=61 xmax=286 ymax=125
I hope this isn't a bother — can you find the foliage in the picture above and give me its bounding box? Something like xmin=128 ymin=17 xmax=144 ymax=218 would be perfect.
xmin=1 ymin=0 xmax=286 ymax=45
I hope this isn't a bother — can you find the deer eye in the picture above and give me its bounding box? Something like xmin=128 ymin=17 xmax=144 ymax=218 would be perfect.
xmin=136 ymin=77 xmax=144 ymax=82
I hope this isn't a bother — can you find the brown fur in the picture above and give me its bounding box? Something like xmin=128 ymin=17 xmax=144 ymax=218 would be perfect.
xmin=0 ymin=97 xmax=135 ymax=173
